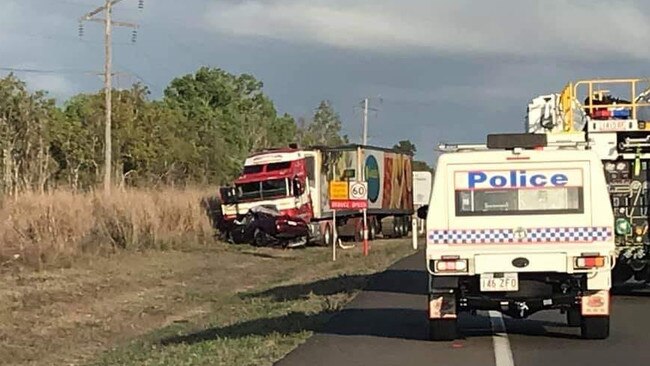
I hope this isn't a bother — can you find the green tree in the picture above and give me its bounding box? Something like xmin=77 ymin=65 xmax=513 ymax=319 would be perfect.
xmin=164 ymin=67 xmax=296 ymax=183
xmin=0 ymin=67 xmax=342 ymax=191
xmin=393 ymin=139 xmax=417 ymax=156
xmin=298 ymin=100 xmax=348 ymax=147
xmin=392 ymin=139 xmax=434 ymax=173
xmin=0 ymin=74 xmax=59 ymax=194
xmin=56 ymin=84 xmax=164 ymax=189
xmin=51 ymin=93 xmax=102 ymax=190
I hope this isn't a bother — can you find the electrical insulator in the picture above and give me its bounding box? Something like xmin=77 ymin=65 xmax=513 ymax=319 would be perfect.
xmin=138 ymin=0 xmax=144 ymax=10
xmin=131 ymin=30 xmax=138 ymax=43
xmin=78 ymin=23 xmax=84 ymax=38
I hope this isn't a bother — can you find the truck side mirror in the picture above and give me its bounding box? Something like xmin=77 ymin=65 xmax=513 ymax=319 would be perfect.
xmin=417 ymin=205 xmax=428 ymax=220
xmin=293 ymin=178 xmax=304 ymax=196
xmin=219 ymin=186 xmax=237 ymax=204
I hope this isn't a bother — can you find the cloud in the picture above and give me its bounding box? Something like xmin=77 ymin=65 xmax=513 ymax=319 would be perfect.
xmin=204 ymin=0 xmax=650 ymax=61
xmin=0 ymin=1 xmax=20 ymax=43
xmin=371 ymin=84 xmax=525 ymax=106
xmin=9 ymin=62 xmax=78 ymax=98
xmin=22 ymin=73 xmax=77 ymax=98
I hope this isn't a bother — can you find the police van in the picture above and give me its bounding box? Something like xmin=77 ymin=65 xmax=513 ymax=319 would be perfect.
xmin=419 ymin=133 xmax=616 ymax=340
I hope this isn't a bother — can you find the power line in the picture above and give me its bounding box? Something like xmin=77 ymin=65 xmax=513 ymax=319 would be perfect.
xmin=21 ymin=0 xmax=95 ymax=7
xmin=9 ymin=31 xmax=135 ymax=46
xmin=0 ymin=66 xmax=98 ymax=75
xmin=0 ymin=66 xmax=144 ymax=83
xmin=112 ymin=60 xmax=160 ymax=91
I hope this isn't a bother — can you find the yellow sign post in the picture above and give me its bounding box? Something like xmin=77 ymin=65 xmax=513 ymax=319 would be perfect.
xmin=329 ymin=181 xmax=349 ymax=262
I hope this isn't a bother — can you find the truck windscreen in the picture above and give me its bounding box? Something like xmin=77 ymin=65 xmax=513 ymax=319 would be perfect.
xmin=455 ymin=187 xmax=583 ymax=216
xmin=236 ymin=178 xmax=288 ymax=200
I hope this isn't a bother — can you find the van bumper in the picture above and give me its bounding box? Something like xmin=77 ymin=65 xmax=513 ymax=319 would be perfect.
xmin=428 ymin=272 xmax=611 ymax=319
xmin=458 ymin=293 xmax=577 ymax=319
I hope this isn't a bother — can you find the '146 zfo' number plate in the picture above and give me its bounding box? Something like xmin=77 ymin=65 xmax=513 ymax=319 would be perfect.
xmin=480 ymin=273 xmax=519 ymax=292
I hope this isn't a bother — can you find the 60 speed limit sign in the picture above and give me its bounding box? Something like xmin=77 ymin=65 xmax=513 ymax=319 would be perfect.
xmin=349 ymin=181 xmax=368 ymax=200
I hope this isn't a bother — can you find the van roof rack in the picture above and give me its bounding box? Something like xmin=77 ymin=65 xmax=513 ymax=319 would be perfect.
xmin=437 ymin=133 xmax=590 ymax=152
xmin=437 ymin=143 xmax=490 ymax=152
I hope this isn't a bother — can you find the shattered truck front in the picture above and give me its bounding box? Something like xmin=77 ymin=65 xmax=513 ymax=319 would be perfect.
xmin=423 ymin=133 xmax=616 ymax=341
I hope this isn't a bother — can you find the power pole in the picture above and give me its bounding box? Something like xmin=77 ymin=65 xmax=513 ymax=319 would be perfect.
xmin=359 ymin=97 xmax=380 ymax=146
xmin=79 ymin=0 xmax=140 ymax=194
xmin=362 ymin=98 xmax=368 ymax=146
xmin=103 ymin=0 xmax=113 ymax=194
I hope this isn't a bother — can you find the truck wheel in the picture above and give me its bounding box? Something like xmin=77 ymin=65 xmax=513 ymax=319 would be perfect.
xmin=402 ymin=217 xmax=410 ymax=236
xmin=581 ymin=316 xmax=609 ymax=339
xmin=567 ymin=308 xmax=581 ymax=327
xmin=393 ymin=217 xmax=403 ymax=238
xmin=369 ymin=219 xmax=377 ymax=240
xmin=321 ymin=223 xmax=333 ymax=247
xmin=429 ymin=319 xmax=458 ymax=341
xmin=354 ymin=223 xmax=364 ymax=243
xmin=612 ymin=262 xmax=633 ymax=285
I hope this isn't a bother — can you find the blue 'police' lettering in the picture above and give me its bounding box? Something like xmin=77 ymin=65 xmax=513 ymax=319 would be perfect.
xmin=490 ymin=175 xmax=507 ymax=187
xmin=467 ymin=171 xmax=571 ymax=189
xmin=468 ymin=171 xmax=487 ymax=188
xmin=550 ymin=174 xmax=568 ymax=186
xmin=530 ymin=174 xmax=546 ymax=187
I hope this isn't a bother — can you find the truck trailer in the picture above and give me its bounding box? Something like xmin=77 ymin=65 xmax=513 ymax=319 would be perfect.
xmin=218 ymin=144 xmax=414 ymax=247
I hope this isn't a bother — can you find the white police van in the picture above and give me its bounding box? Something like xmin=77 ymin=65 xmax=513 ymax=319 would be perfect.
xmin=419 ymin=133 xmax=616 ymax=340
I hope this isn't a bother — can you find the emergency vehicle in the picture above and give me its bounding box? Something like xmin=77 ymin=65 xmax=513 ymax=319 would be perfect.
xmin=526 ymin=78 xmax=650 ymax=284
xmin=420 ymin=133 xmax=615 ymax=340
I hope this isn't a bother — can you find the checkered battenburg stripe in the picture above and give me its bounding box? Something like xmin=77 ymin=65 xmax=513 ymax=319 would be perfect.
xmin=427 ymin=227 xmax=612 ymax=244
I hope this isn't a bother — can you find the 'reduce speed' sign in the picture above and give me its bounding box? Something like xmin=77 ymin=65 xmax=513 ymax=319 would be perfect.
xmin=330 ymin=181 xmax=368 ymax=209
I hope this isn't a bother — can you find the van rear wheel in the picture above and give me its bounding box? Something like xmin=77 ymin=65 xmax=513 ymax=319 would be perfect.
xmin=581 ymin=316 xmax=609 ymax=339
xmin=428 ymin=319 xmax=458 ymax=341
xmin=566 ymin=308 xmax=581 ymax=327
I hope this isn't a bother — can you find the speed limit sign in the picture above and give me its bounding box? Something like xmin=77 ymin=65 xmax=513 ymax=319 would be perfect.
xmin=349 ymin=181 xmax=368 ymax=200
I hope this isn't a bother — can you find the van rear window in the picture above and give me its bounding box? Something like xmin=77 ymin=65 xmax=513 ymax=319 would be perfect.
xmin=453 ymin=168 xmax=584 ymax=216
xmin=455 ymin=187 xmax=583 ymax=216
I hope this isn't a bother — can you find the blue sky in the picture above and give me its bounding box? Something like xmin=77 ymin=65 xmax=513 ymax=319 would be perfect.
xmin=2 ymin=0 xmax=650 ymax=164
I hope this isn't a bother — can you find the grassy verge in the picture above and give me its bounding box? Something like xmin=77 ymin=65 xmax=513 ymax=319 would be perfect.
xmin=0 ymin=238 xmax=415 ymax=366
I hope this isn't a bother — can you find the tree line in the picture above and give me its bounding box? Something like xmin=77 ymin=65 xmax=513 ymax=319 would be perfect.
xmin=0 ymin=66 xmax=432 ymax=194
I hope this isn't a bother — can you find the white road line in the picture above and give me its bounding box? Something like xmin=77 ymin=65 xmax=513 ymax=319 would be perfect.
xmin=488 ymin=310 xmax=515 ymax=366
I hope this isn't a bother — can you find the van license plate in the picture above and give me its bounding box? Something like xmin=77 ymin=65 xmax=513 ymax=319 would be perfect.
xmin=480 ymin=273 xmax=519 ymax=292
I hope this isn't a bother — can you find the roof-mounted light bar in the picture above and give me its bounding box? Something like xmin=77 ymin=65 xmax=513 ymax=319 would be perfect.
xmin=487 ymin=133 xmax=547 ymax=149
xmin=438 ymin=133 xmax=589 ymax=153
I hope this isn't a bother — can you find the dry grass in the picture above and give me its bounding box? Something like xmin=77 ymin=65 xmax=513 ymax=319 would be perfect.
xmin=0 ymin=187 xmax=418 ymax=365
xmin=0 ymin=188 xmax=218 ymax=269
xmin=0 ymin=238 xmax=414 ymax=366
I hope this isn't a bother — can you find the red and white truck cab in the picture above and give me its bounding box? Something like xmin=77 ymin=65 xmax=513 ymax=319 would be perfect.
xmin=220 ymin=147 xmax=314 ymax=223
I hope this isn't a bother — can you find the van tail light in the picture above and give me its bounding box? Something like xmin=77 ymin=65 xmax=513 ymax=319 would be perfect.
xmin=434 ymin=258 xmax=468 ymax=273
xmin=574 ymin=256 xmax=606 ymax=269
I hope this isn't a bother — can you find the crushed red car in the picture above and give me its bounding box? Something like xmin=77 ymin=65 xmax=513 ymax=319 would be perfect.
xmin=224 ymin=205 xmax=310 ymax=248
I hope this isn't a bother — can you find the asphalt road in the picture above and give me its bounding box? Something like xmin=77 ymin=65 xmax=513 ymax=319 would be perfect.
xmin=275 ymin=250 xmax=650 ymax=366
